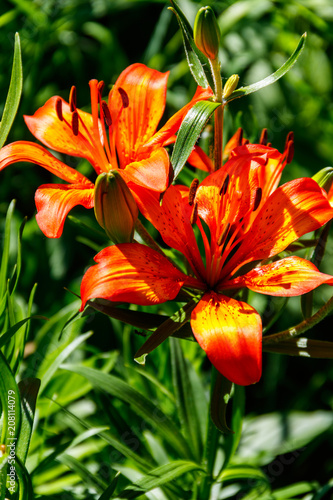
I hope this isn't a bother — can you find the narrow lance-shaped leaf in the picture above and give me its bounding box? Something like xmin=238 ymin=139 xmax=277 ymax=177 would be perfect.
xmin=169 ymin=1 xmax=212 ymax=89
xmin=263 ymin=338 xmax=333 ymax=358
xmin=16 ymin=378 xmax=41 ymax=464
xmin=225 ymin=33 xmax=307 ymax=103
xmin=134 ymin=298 xmax=199 ymax=363
xmin=170 ymin=338 xmax=202 ymax=461
xmin=171 ymin=100 xmax=221 ymax=180
xmin=0 ymin=33 xmax=23 ymax=148
xmin=114 ymin=460 xmax=205 ymax=499
xmin=210 ymin=369 xmax=233 ymax=434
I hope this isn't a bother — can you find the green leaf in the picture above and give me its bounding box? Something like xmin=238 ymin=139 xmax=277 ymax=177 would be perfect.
xmin=225 ymin=33 xmax=307 ymax=103
xmin=39 ymin=331 xmax=94 ymax=393
xmin=217 ymin=464 xmax=269 ymax=483
xmin=272 ymin=481 xmax=319 ymax=499
xmin=134 ymin=298 xmax=199 ymax=360
xmin=263 ymin=338 xmax=333 ymax=358
xmin=170 ymin=338 xmax=202 ymax=461
xmin=0 ymin=316 xmax=43 ymax=349
xmin=113 ymin=460 xmax=204 ymax=499
xmin=0 ymin=200 xmax=16 ymax=299
xmin=58 ymin=454 xmax=107 ymax=492
xmin=210 ymin=370 xmax=233 ymax=434
xmin=0 ymin=33 xmax=23 ymax=148
xmin=13 ymin=455 xmax=35 ymax=500
xmin=169 ymin=1 xmax=212 ymax=89
xmin=171 ymin=100 xmax=221 ymax=180
xmin=222 ymin=385 xmax=245 ymax=470
xmin=98 ymin=473 xmax=120 ymax=500
xmin=16 ymin=378 xmax=40 ymax=464
xmin=61 ymin=364 xmax=193 ymax=459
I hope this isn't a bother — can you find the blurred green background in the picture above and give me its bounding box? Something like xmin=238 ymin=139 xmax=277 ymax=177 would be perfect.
xmin=0 ymin=0 xmax=333 ymax=498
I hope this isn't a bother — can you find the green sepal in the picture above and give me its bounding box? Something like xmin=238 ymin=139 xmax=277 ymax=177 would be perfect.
xmin=225 ymin=33 xmax=307 ymax=103
xmin=0 ymin=33 xmax=23 ymax=148
xmin=171 ymin=100 xmax=221 ymax=181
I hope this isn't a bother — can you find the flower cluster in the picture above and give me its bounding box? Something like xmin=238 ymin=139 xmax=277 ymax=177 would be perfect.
xmin=1 ymin=14 xmax=333 ymax=387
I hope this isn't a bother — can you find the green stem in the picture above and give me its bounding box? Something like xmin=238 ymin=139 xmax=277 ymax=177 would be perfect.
xmin=263 ymin=294 xmax=333 ymax=345
xmin=210 ymin=58 xmax=223 ymax=171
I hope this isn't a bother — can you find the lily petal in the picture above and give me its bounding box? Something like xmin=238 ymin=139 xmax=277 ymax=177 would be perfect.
xmin=123 ymin=147 xmax=170 ymax=192
xmin=35 ymin=183 xmax=94 ymax=238
xmin=227 ymin=256 xmax=333 ymax=296
xmin=191 ymin=292 xmax=262 ymax=386
xmin=187 ymin=145 xmax=214 ymax=173
xmin=227 ymin=178 xmax=333 ymax=275
xmin=109 ymin=63 xmax=169 ymax=167
xmin=24 ymin=96 xmax=106 ymax=173
xmin=80 ymin=243 xmax=189 ymax=310
xmin=141 ymin=85 xmax=214 ymax=152
xmin=0 ymin=141 xmax=92 ymax=185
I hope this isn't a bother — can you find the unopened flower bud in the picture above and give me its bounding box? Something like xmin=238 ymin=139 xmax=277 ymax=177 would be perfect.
xmin=194 ymin=6 xmax=220 ymax=60
xmin=223 ymin=74 xmax=239 ymax=99
xmin=94 ymin=171 xmax=138 ymax=243
xmin=312 ymin=167 xmax=333 ymax=194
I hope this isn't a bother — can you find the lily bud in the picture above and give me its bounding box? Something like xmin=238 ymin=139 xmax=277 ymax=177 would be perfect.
xmin=94 ymin=171 xmax=138 ymax=243
xmin=312 ymin=167 xmax=333 ymax=194
xmin=194 ymin=6 xmax=220 ymax=60
xmin=223 ymin=74 xmax=239 ymax=99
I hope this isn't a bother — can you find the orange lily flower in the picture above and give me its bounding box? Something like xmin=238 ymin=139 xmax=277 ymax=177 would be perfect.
xmin=0 ymin=63 xmax=213 ymax=238
xmin=80 ymin=143 xmax=333 ymax=386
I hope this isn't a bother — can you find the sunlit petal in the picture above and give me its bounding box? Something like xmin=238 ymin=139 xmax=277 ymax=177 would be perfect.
xmin=24 ymin=96 xmax=106 ymax=173
xmin=191 ymin=292 xmax=262 ymax=386
xmin=226 ymin=178 xmax=333 ymax=275
xmin=109 ymin=63 xmax=169 ymax=167
xmin=80 ymin=243 xmax=189 ymax=310
xmin=0 ymin=141 xmax=92 ymax=185
xmin=123 ymin=147 xmax=170 ymax=192
xmin=35 ymin=183 xmax=94 ymax=238
xmin=226 ymin=256 xmax=333 ymax=296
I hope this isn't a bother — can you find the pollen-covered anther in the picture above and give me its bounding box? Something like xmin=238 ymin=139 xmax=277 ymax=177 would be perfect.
xmin=259 ymin=128 xmax=268 ymax=145
xmin=69 ymin=85 xmax=77 ymax=112
xmin=190 ymin=202 xmax=198 ymax=225
xmin=101 ymin=101 xmax=112 ymax=127
xmin=118 ymin=87 xmax=129 ymax=108
xmin=220 ymin=174 xmax=229 ymax=196
xmin=253 ymin=187 xmax=262 ymax=212
xmin=72 ymin=110 xmax=79 ymax=136
xmin=188 ymin=178 xmax=199 ymax=206
xmin=218 ymin=222 xmax=230 ymax=246
xmin=55 ymin=97 xmax=63 ymax=121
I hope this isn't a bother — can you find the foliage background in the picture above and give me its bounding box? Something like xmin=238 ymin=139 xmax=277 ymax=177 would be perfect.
xmin=0 ymin=0 xmax=333 ymax=498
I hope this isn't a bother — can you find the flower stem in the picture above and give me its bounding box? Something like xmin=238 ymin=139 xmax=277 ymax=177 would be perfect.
xmin=263 ymin=294 xmax=333 ymax=345
xmin=210 ymin=58 xmax=223 ymax=170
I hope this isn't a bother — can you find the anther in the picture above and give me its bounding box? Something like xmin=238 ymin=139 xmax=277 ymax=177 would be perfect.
xmin=188 ymin=178 xmax=199 ymax=206
xmin=285 ymin=131 xmax=294 ymax=147
xmin=55 ymin=97 xmax=63 ymax=121
xmin=218 ymin=222 xmax=230 ymax=246
xmin=101 ymin=101 xmax=112 ymax=127
xmin=259 ymin=128 xmax=267 ymax=145
xmin=267 ymin=142 xmax=272 ymax=147
xmin=72 ymin=110 xmax=79 ymax=136
xmin=69 ymin=86 xmax=77 ymax=112
xmin=219 ymin=174 xmax=229 ymax=196
xmin=98 ymin=81 xmax=105 ymax=96
xmin=243 ymin=139 xmax=250 ymax=145
xmin=118 ymin=87 xmax=129 ymax=108
xmin=286 ymin=140 xmax=294 ymax=164
xmin=190 ymin=202 xmax=198 ymax=225
xmin=253 ymin=187 xmax=262 ymax=212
